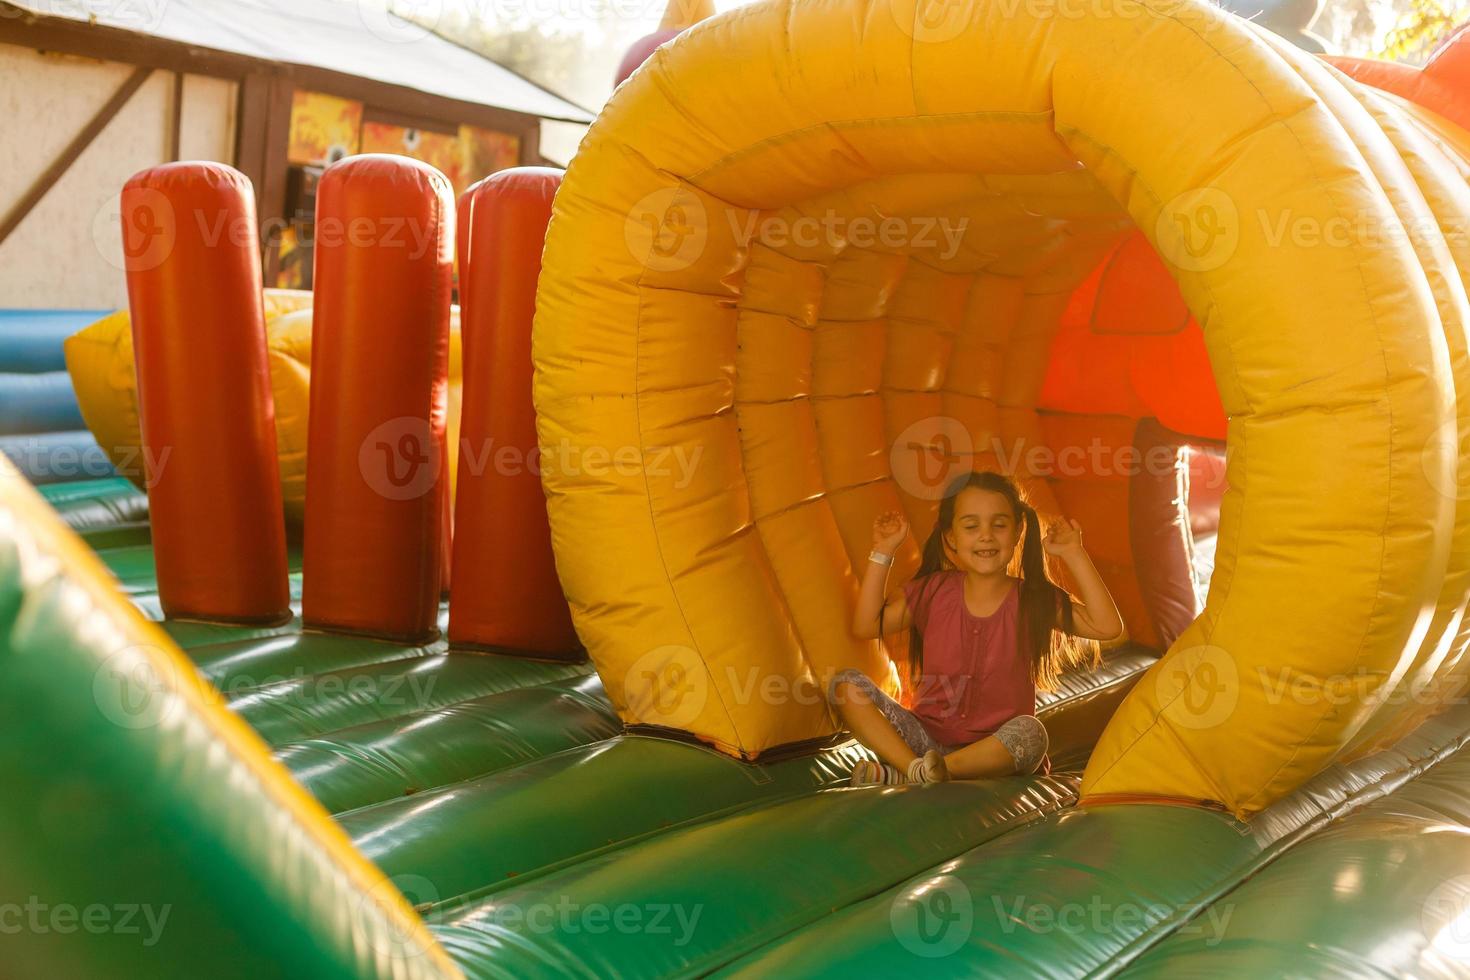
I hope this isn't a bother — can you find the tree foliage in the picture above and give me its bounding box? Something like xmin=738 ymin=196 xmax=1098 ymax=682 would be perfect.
xmin=1380 ymin=0 xmax=1468 ymax=62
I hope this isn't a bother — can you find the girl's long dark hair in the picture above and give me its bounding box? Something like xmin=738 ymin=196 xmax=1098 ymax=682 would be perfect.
xmin=905 ymin=471 xmax=1100 ymax=692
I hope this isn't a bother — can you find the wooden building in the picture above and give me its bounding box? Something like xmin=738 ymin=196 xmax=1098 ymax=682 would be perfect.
xmin=0 ymin=0 xmax=593 ymax=306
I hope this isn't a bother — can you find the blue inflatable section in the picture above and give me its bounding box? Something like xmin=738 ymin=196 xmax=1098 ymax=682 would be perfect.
xmin=0 ymin=309 xmax=118 ymax=484
xmin=0 ymin=431 xmax=119 ymax=485
xmin=0 ymin=372 xmax=85 ymax=435
xmin=0 ymin=309 xmax=109 ymax=372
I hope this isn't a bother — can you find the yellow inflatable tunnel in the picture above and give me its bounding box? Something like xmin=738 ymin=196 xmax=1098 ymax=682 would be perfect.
xmin=535 ymin=0 xmax=1470 ymax=816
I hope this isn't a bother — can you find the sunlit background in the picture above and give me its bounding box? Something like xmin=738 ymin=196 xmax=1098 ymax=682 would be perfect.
xmin=386 ymin=0 xmax=1470 ymax=163
xmin=386 ymin=0 xmax=761 ymax=161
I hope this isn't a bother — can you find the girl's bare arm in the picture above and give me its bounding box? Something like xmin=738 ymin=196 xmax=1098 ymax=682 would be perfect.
xmin=852 ymin=562 xmax=912 ymax=638
xmin=1045 ymin=518 xmax=1124 ymax=642
xmin=853 ymin=510 xmax=915 ymax=638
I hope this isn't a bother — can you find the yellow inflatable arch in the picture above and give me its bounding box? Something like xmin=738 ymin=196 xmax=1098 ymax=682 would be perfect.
xmin=534 ymin=0 xmax=1470 ymax=816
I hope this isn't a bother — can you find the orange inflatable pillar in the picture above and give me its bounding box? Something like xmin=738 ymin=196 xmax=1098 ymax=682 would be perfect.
xmin=449 ymin=167 xmax=581 ymax=658
xmin=121 ymin=162 xmax=289 ymax=624
xmin=303 ymin=155 xmax=453 ymax=642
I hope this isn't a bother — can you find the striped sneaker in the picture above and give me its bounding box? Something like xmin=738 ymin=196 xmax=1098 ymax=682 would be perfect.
xmin=849 ymin=750 xmax=949 ymax=787
xmin=909 ymin=749 xmax=950 ymax=784
xmin=849 ymin=760 xmax=907 ymax=786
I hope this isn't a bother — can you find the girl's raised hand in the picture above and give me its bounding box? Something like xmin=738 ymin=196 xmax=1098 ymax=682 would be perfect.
xmin=871 ymin=510 xmax=908 ymax=555
xmin=1043 ymin=517 xmax=1085 ymax=559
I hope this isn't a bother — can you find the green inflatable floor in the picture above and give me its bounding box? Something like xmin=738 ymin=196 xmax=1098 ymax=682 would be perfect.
xmin=36 ymin=477 xmax=1470 ymax=979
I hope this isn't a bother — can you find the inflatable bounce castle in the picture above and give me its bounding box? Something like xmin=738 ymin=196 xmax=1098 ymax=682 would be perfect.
xmin=11 ymin=1 xmax=1470 ymax=976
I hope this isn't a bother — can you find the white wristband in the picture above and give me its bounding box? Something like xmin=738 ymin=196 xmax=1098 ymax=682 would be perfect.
xmin=868 ymin=550 xmax=895 ymax=567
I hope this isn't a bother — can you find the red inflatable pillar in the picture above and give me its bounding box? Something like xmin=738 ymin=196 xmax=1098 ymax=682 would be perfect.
xmin=614 ymin=0 xmax=715 ymax=85
xmin=121 ymin=162 xmax=289 ymax=624
xmin=449 ymin=168 xmax=580 ymax=658
xmin=303 ymin=155 xmax=453 ymax=642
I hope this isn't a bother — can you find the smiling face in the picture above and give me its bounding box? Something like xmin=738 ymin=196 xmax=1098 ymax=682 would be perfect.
xmin=944 ymin=487 xmax=1022 ymax=575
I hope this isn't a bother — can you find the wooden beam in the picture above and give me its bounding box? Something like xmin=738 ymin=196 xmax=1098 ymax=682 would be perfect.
xmin=169 ymin=71 xmax=184 ymax=161
xmin=289 ymin=63 xmax=559 ymax=133
xmin=234 ymin=72 xmax=293 ymax=284
xmin=0 ymin=7 xmax=256 ymax=78
xmin=518 ymin=122 xmax=541 ymax=167
xmin=361 ymin=105 xmax=458 ymax=137
xmin=0 ymin=65 xmax=152 ymax=248
xmin=235 ymin=72 xmax=273 ymax=210
xmin=258 ymin=75 xmax=295 ymax=287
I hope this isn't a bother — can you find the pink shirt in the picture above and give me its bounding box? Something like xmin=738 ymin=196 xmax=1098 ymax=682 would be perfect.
xmin=902 ymin=571 xmax=1036 ymax=747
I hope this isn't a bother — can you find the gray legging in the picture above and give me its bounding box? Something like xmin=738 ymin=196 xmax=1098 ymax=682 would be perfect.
xmin=828 ymin=669 xmax=1048 ymax=774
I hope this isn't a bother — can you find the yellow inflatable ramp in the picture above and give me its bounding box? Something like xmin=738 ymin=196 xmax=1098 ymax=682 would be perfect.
xmin=534 ymin=0 xmax=1470 ymax=817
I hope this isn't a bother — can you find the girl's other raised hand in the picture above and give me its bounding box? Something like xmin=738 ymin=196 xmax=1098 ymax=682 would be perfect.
xmin=872 ymin=510 xmax=908 ymax=555
xmin=1043 ymin=517 xmax=1085 ymax=559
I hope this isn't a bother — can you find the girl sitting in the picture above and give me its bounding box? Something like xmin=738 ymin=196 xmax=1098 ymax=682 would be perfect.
xmin=831 ymin=470 xmax=1123 ymax=786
